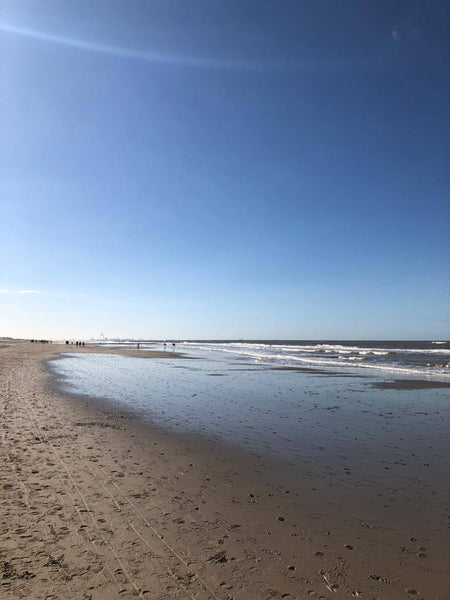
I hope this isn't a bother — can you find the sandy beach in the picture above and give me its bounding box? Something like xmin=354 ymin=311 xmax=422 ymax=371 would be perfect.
xmin=1 ymin=340 xmax=448 ymax=600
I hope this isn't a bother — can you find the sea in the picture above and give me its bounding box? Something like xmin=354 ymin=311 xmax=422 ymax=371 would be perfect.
xmin=92 ymin=339 xmax=450 ymax=379
xmin=49 ymin=339 xmax=450 ymax=488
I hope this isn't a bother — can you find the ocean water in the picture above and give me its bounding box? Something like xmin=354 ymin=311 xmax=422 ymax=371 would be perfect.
xmin=49 ymin=348 xmax=450 ymax=488
xmin=95 ymin=339 xmax=450 ymax=379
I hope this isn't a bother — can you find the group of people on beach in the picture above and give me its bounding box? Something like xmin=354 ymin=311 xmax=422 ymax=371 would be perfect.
xmin=65 ymin=341 xmax=85 ymax=346
xmin=30 ymin=339 xmax=52 ymax=344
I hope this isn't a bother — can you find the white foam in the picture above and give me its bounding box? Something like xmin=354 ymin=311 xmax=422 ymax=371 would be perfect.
xmin=180 ymin=342 xmax=450 ymax=379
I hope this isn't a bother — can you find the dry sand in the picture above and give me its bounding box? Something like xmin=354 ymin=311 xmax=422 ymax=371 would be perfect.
xmin=0 ymin=340 xmax=448 ymax=599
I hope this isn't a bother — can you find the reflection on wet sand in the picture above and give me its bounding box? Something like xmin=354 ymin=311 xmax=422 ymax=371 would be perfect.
xmin=50 ymin=352 xmax=450 ymax=501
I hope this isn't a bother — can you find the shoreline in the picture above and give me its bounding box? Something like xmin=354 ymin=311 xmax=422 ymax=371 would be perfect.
xmin=1 ymin=340 xmax=448 ymax=599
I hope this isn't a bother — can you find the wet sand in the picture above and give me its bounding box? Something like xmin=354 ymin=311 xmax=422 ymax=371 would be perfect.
xmin=1 ymin=340 xmax=449 ymax=599
xmin=371 ymin=379 xmax=450 ymax=390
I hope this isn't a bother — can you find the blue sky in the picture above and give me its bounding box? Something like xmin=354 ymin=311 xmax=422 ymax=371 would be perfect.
xmin=1 ymin=1 xmax=449 ymax=340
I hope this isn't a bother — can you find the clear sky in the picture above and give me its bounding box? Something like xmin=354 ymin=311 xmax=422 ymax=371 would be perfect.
xmin=1 ymin=1 xmax=449 ymax=340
